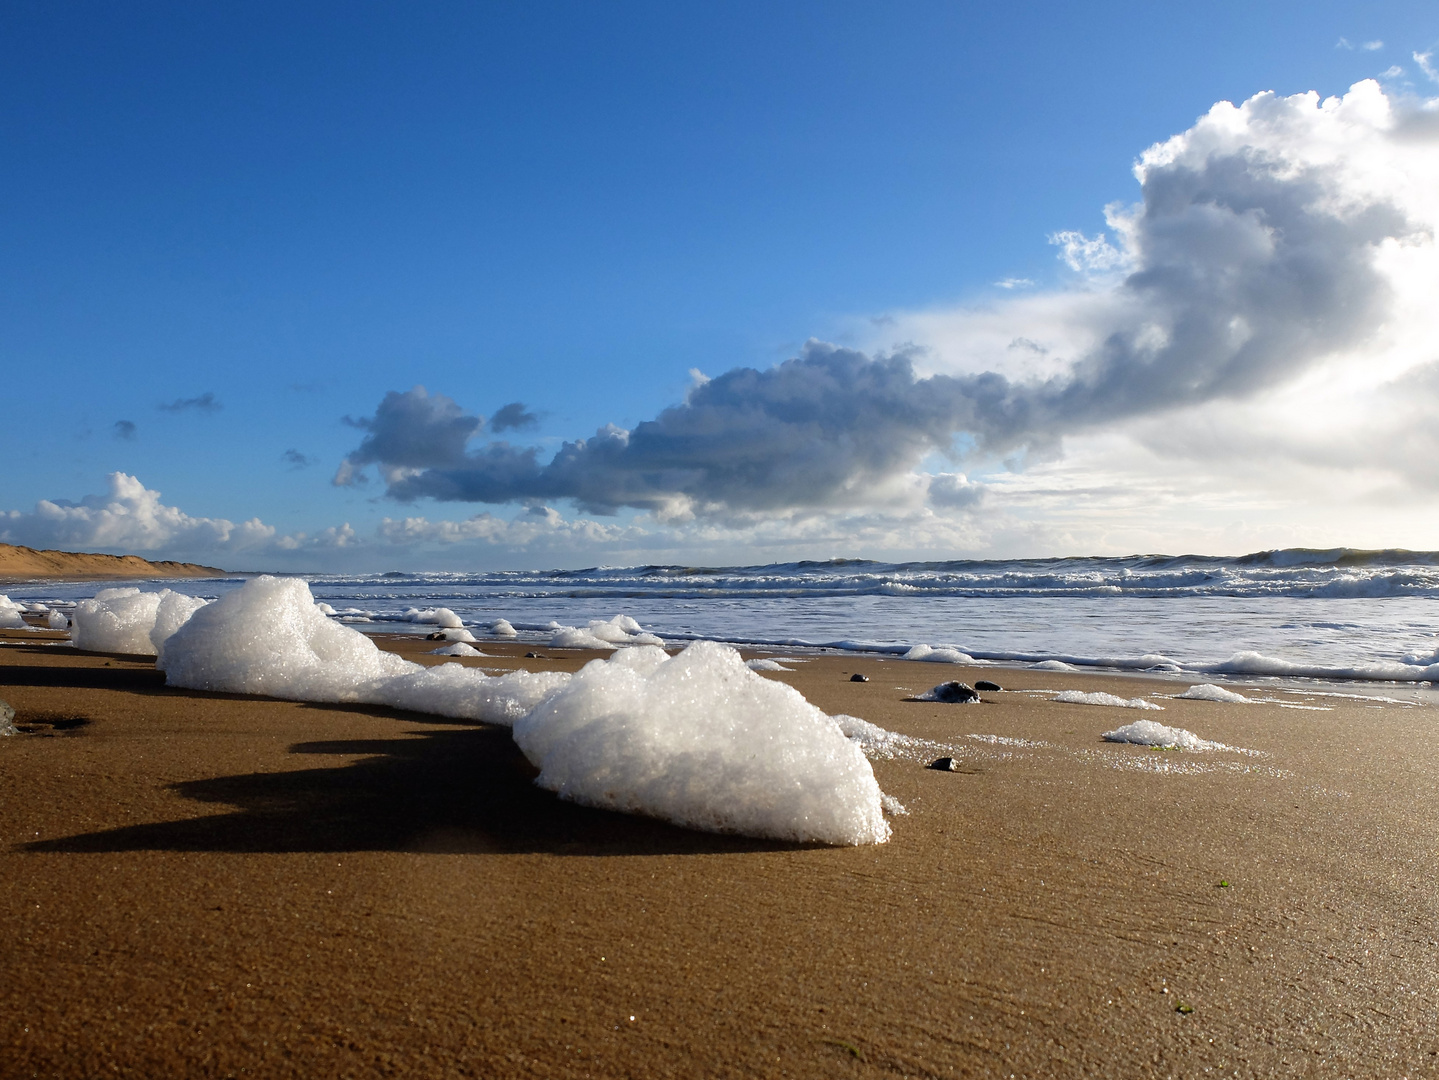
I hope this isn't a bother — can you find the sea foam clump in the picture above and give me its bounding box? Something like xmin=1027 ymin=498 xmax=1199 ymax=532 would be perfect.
xmin=155 ymin=577 xmax=896 ymax=845
xmin=428 ymin=627 xmax=478 ymax=642
xmin=490 ymin=619 xmax=518 ymax=637
xmin=745 ymin=657 xmax=792 ymax=671
xmin=0 ymin=595 xmax=27 ymax=629
xmin=403 ymin=607 xmax=464 ymax=628
xmin=71 ymin=588 xmax=208 ymax=655
xmin=513 ymin=641 xmax=892 ymax=845
xmin=430 ymin=642 xmax=486 ymax=657
xmin=550 ymin=616 xmax=664 ymax=649
xmin=903 ymin=644 xmax=975 ymax=664
xmin=159 ymin=577 xmax=566 ymax=724
xmin=1102 ymin=720 xmax=1217 ymax=751
xmin=1176 ymin=684 xmax=1252 ymax=703
xmin=1053 ymin=690 xmax=1163 ymax=710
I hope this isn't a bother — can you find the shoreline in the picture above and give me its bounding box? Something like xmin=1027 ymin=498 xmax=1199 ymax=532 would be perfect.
xmin=2 ymin=629 xmax=1437 ymax=1075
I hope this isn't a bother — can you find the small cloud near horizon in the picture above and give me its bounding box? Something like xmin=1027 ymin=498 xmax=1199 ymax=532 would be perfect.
xmin=282 ymin=449 xmax=315 ymax=470
xmin=994 ymin=277 xmax=1034 ymax=289
xmin=159 ymin=392 xmax=221 ymax=413
xmin=113 ymin=420 xmax=136 ymax=440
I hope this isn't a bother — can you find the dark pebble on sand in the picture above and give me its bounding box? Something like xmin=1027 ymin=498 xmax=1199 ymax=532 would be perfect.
xmin=974 ymin=680 xmax=1003 ymax=692
xmin=425 ymin=631 xmax=447 ymax=640
xmin=928 ymin=757 xmax=959 ymax=771
xmin=850 ymin=673 xmax=869 ymax=682
xmin=525 ymin=651 xmax=546 ymax=659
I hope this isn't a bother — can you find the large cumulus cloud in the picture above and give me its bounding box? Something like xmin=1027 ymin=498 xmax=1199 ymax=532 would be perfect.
xmin=339 ymin=80 xmax=1437 ymax=519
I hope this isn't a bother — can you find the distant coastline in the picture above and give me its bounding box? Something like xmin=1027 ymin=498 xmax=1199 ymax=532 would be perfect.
xmin=0 ymin=543 xmax=224 ymax=582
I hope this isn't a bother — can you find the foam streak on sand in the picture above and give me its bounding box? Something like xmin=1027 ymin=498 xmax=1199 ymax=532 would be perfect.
xmin=157 ymin=577 xmax=894 ymax=845
xmin=1053 ymin=690 xmax=1163 ymax=710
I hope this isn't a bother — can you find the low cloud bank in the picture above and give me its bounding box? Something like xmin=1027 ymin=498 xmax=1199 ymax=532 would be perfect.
xmin=0 ymin=473 xmax=358 ymax=563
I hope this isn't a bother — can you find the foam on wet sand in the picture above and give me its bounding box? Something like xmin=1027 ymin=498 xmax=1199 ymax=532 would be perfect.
xmin=1053 ymin=689 xmax=1163 ymax=710
xmin=1101 ymin=719 xmax=1218 ymax=750
xmin=156 ymin=577 xmax=894 ymax=845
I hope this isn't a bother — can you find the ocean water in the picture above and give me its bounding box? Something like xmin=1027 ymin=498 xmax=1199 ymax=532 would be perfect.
xmin=10 ymin=549 xmax=1439 ymax=689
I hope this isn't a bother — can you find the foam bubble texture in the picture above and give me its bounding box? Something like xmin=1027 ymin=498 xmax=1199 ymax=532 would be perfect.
xmin=404 ymin=607 xmax=464 ymax=628
xmin=745 ymin=657 xmax=792 ymax=671
xmin=904 ymin=644 xmax=975 ymax=663
xmin=550 ymin=616 xmax=664 ymax=649
xmin=0 ymin=595 xmax=26 ymax=630
xmin=159 ymin=577 xmax=565 ymax=724
xmin=1102 ymin=720 xmax=1216 ymax=750
xmin=71 ymin=587 xmax=207 ymax=655
xmin=1054 ymin=690 xmax=1163 ymax=710
xmin=513 ymin=641 xmax=891 ymax=846
xmin=431 ymin=642 xmax=485 ymax=657
xmin=1176 ymin=683 xmax=1252 ymax=703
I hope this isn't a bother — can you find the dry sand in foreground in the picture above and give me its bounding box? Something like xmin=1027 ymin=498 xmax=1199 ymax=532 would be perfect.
xmin=1 ymin=630 xmax=1437 ymax=1078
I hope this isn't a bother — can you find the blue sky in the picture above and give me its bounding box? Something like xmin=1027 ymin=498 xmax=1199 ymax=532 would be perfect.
xmin=3 ymin=2 xmax=1438 ymax=569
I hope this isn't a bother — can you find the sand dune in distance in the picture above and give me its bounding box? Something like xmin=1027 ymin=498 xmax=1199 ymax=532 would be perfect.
xmin=0 ymin=543 xmax=224 ymax=582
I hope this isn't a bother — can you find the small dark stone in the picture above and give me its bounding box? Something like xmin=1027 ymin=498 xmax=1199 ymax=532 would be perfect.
xmin=928 ymin=681 xmax=979 ymax=703
xmin=849 ymin=673 xmax=869 ymax=683
xmin=425 ymin=631 xmax=447 ymax=640
xmin=524 ymin=651 xmax=547 ymax=659
xmin=928 ymin=757 xmax=959 ymax=771
xmin=974 ymin=680 xmax=1003 ymax=692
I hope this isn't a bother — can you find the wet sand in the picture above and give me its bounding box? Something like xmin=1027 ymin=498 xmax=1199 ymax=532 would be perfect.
xmin=2 ymin=630 xmax=1437 ymax=1077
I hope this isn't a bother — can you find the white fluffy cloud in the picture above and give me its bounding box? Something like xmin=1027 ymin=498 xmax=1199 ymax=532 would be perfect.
xmin=17 ymin=79 xmax=1439 ymax=568
xmin=0 ymin=474 xmax=372 ymax=563
xmin=1 ymin=473 xmax=279 ymax=555
xmin=862 ymin=79 xmax=1439 ymax=544
xmin=336 ymin=80 xmax=1439 ymax=554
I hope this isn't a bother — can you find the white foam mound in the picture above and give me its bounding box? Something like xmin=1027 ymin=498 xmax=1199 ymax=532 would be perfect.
xmin=1053 ymin=690 xmax=1163 ymax=710
xmin=428 ymin=627 xmax=478 ymax=642
xmin=0 ymin=595 xmax=26 ymax=630
xmin=490 ymin=619 xmax=518 ymax=637
xmin=512 ymin=641 xmax=892 ymax=846
xmin=1030 ymin=660 xmax=1078 ymax=671
xmin=903 ymin=644 xmax=975 ymax=663
xmin=745 ymin=657 xmax=792 ymax=671
xmin=404 ymin=607 xmax=464 ymax=628
xmin=71 ymin=587 xmax=208 ymax=655
xmin=1176 ymin=684 xmax=1252 ymax=703
xmin=430 ymin=642 xmax=486 ymax=657
xmin=158 ymin=577 xmax=567 ymax=725
xmin=45 ymin=609 xmax=69 ymax=629
xmin=1103 ymin=720 xmax=1216 ymax=750
xmin=550 ymin=615 xmax=664 ymax=649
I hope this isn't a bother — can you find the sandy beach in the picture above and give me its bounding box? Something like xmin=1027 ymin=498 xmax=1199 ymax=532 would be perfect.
xmin=2 ymin=628 xmax=1437 ymax=1078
